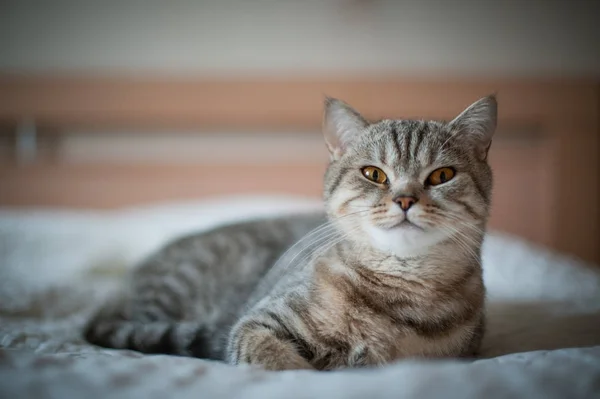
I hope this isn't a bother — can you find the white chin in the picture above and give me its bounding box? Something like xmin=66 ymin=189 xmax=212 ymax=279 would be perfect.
xmin=365 ymin=224 xmax=445 ymax=258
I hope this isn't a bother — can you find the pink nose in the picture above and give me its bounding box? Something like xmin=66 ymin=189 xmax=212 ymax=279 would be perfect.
xmin=394 ymin=196 xmax=418 ymax=211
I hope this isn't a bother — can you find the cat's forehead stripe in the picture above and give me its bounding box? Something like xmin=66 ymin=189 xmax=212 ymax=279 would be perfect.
xmin=364 ymin=119 xmax=445 ymax=174
xmin=408 ymin=121 xmax=429 ymax=171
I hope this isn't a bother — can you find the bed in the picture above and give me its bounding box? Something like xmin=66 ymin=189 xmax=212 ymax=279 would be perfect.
xmin=1 ymin=196 xmax=600 ymax=399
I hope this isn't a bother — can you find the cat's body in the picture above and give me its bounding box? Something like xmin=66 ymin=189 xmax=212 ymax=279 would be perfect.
xmin=85 ymin=214 xmax=325 ymax=361
xmin=85 ymin=95 xmax=497 ymax=370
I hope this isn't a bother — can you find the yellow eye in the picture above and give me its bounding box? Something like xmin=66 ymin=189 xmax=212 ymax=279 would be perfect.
xmin=427 ymin=167 xmax=456 ymax=186
xmin=361 ymin=166 xmax=388 ymax=185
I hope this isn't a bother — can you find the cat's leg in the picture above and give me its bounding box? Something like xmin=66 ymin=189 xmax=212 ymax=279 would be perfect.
xmin=227 ymin=315 xmax=314 ymax=371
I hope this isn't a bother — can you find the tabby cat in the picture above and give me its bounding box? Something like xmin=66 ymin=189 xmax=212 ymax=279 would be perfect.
xmin=85 ymin=95 xmax=497 ymax=371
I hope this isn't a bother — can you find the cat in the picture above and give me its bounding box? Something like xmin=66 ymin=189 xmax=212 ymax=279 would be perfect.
xmin=84 ymin=94 xmax=497 ymax=371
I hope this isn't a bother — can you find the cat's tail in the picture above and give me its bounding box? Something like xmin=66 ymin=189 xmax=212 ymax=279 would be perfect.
xmin=83 ymin=296 xmax=213 ymax=358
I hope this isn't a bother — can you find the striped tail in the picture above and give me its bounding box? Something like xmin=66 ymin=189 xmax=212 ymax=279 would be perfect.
xmin=83 ymin=301 xmax=213 ymax=358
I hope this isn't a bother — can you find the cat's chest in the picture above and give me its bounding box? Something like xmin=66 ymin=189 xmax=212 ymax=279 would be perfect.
xmin=307 ymin=260 xmax=444 ymax=368
xmin=309 ymin=297 xmax=406 ymax=368
xmin=307 ymin=286 xmax=479 ymax=370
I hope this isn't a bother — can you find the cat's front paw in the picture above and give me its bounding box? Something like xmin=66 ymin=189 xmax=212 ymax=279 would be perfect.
xmin=229 ymin=321 xmax=315 ymax=371
xmin=249 ymin=355 xmax=314 ymax=371
xmin=237 ymin=338 xmax=315 ymax=371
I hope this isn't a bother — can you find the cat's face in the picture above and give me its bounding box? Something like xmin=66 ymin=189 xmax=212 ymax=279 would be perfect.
xmin=323 ymin=96 xmax=496 ymax=258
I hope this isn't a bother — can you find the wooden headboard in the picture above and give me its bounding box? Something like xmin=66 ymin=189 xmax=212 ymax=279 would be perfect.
xmin=0 ymin=75 xmax=598 ymax=263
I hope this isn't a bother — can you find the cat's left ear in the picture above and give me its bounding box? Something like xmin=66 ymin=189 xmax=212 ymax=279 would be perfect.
xmin=448 ymin=95 xmax=497 ymax=161
xmin=323 ymin=97 xmax=369 ymax=160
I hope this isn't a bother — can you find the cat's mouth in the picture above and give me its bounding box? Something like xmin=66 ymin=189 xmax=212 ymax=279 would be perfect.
xmin=382 ymin=219 xmax=423 ymax=231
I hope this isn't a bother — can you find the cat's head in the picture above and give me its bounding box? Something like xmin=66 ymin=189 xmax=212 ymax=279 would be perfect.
xmin=322 ymin=95 xmax=496 ymax=258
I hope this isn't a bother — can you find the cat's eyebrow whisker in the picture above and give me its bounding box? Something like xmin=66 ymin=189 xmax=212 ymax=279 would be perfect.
xmin=438 ymin=127 xmax=462 ymax=154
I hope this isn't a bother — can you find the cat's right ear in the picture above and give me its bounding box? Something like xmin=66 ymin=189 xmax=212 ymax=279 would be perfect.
xmin=323 ymin=97 xmax=369 ymax=160
xmin=448 ymin=95 xmax=497 ymax=161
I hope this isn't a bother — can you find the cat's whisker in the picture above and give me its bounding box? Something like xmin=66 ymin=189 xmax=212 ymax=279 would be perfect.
xmin=273 ymin=221 xmax=339 ymax=267
xmin=277 ymin=229 xmax=344 ymax=270
xmin=437 ymin=218 xmax=484 ymax=239
xmin=346 ymin=205 xmax=378 ymax=210
xmin=450 ymin=228 xmax=478 ymax=256
xmin=300 ymin=229 xmax=359 ymax=268
xmin=280 ymin=218 xmax=364 ymax=270
xmin=428 ymin=215 xmax=475 ymax=244
xmin=434 ymin=209 xmax=486 ymax=227
xmin=441 ymin=217 xmax=486 ymax=240
xmin=426 ymin=210 xmax=486 ymax=238
xmin=433 ymin=216 xmax=482 ymax=242
xmin=441 ymin=211 xmax=485 ymax=226
xmin=436 ymin=223 xmax=481 ymax=263
xmin=438 ymin=131 xmax=460 ymax=154
xmin=439 ymin=232 xmax=478 ymax=263
xmin=293 ymin=220 xmax=364 ymax=265
xmin=274 ymin=210 xmax=373 ymax=270
xmin=292 ymin=223 xmax=363 ymax=269
xmin=333 ymin=209 xmax=372 ymax=218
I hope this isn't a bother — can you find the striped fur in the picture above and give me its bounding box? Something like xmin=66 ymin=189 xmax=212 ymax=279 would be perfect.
xmin=85 ymin=95 xmax=497 ymax=371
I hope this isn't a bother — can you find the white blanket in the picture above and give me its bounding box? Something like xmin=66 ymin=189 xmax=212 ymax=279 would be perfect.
xmin=1 ymin=196 xmax=599 ymax=399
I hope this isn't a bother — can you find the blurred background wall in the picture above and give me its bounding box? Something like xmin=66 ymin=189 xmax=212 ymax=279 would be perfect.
xmin=1 ymin=0 xmax=598 ymax=161
xmin=1 ymin=0 xmax=599 ymax=76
